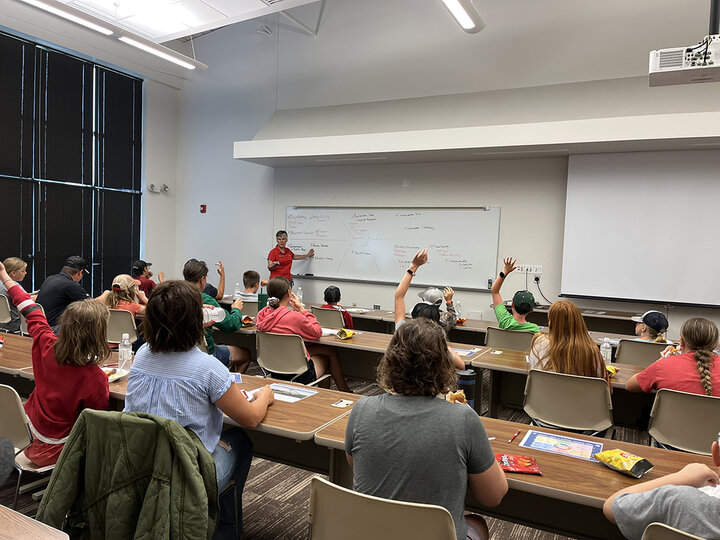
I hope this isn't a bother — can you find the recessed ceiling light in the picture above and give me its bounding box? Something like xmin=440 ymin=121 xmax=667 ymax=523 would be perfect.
xmin=118 ymin=35 xmax=196 ymax=70
xmin=440 ymin=0 xmax=486 ymax=34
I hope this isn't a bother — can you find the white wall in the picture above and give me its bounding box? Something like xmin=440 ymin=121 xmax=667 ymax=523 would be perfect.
xmin=275 ymin=159 xmax=568 ymax=320
xmin=173 ymin=19 xmax=279 ymax=284
xmin=143 ymin=80 xmax=179 ymax=278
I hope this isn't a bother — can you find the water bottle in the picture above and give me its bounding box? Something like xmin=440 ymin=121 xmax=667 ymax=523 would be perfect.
xmin=600 ymin=338 xmax=612 ymax=365
xmin=233 ymin=282 xmax=241 ymax=300
xmin=203 ymin=306 xmax=227 ymax=324
xmin=296 ymin=286 xmax=303 ymax=304
xmin=455 ymin=300 xmax=467 ymax=325
xmin=118 ymin=333 xmax=133 ymax=370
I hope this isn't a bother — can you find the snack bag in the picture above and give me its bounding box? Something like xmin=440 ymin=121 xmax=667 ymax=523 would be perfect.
xmin=446 ymin=389 xmax=467 ymax=404
xmin=594 ymin=449 xmax=654 ymax=478
xmin=605 ymin=365 xmax=619 ymax=378
xmin=336 ymin=328 xmax=357 ymax=340
xmin=495 ymin=453 xmax=542 ymax=475
xmin=241 ymin=315 xmax=254 ymax=326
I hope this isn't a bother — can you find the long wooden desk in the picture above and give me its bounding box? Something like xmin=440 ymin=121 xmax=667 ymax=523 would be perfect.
xmin=528 ymin=307 xmax=638 ymax=334
xmin=470 ymin=348 xmax=653 ymax=428
xmin=314 ymin=414 xmax=714 ymax=540
xmin=0 ymin=334 xmax=33 ymax=375
xmin=0 ymin=504 xmax=69 ymax=539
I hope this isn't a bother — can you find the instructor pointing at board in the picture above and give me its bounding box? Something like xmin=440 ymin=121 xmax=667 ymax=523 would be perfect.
xmin=267 ymin=230 xmax=314 ymax=287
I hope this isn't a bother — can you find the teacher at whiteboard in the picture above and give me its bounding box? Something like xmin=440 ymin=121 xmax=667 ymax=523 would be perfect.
xmin=267 ymin=230 xmax=314 ymax=286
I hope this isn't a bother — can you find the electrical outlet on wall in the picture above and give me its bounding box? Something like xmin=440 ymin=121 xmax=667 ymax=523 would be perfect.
xmin=516 ymin=265 xmax=526 ymax=273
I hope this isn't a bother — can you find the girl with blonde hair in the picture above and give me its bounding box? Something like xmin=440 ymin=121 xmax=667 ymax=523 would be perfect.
xmin=103 ymin=274 xmax=146 ymax=317
xmin=627 ymin=317 xmax=720 ymax=396
xmin=0 ymin=261 xmax=110 ymax=466
xmin=528 ymin=300 xmax=607 ymax=380
xmin=0 ymin=257 xmax=28 ymax=333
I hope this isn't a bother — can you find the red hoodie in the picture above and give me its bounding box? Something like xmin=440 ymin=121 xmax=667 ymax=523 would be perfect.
xmin=255 ymin=305 xmax=322 ymax=341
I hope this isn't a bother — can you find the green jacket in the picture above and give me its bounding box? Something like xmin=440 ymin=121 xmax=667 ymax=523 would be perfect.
xmin=37 ymin=410 xmax=219 ymax=540
xmin=203 ymin=292 xmax=242 ymax=354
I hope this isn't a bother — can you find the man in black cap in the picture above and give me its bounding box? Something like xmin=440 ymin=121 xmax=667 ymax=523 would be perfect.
xmin=36 ymin=255 xmax=90 ymax=329
xmin=131 ymin=259 xmax=164 ymax=296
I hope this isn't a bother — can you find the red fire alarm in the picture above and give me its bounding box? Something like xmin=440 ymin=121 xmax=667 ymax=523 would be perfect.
xmin=200 ymin=204 xmax=207 ymax=213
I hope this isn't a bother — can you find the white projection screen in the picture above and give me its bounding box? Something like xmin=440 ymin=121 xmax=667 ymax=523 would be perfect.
xmin=562 ymin=151 xmax=720 ymax=307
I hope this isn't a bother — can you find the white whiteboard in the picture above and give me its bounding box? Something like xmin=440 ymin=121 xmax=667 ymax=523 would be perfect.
xmin=286 ymin=207 xmax=500 ymax=290
xmin=562 ymin=151 xmax=720 ymax=307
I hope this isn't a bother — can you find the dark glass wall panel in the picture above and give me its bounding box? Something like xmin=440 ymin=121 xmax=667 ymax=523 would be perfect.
xmin=0 ymin=176 xmax=36 ymax=288
xmin=0 ymin=34 xmax=34 ymax=178
xmin=36 ymin=49 xmax=92 ymax=184
xmin=97 ymin=68 xmax=142 ymax=191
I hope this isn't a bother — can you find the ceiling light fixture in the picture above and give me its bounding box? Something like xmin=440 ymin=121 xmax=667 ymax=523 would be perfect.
xmin=118 ymin=35 xmax=197 ymax=70
xmin=440 ymin=0 xmax=486 ymax=34
xmin=18 ymin=0 xmax=114 ymax=35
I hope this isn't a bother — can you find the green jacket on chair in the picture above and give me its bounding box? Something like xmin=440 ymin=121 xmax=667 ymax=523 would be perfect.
xmin=36 ymin=409 xmax=219 ymax=540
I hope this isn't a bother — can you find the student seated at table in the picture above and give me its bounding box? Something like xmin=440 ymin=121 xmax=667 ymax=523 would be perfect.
xmin=0 ymin=257 xmax=27 ymax=334
xmin=256 ymin=277 xmax=351 ymax=392
xmin=394 ymin=249 xmax=465 ymax=369
xmin=345 ymin=318 xmax=508 ymax=540
xmin=321 ymin=285 xmax=354 ymax=329
xmin=184 ymin=259 xmax=250 ymax=373
xmin=490 ymin=257 xmax=539 ymax=334
xmin=0 ymin=261 xmax=109 ymax=467
xmin=123 ymin=280 xmax=274 ymax=540
xmin=626 ymin=317 xmax=720 ymax=396
xmin=101 ymin=274 xmax=147 ymax=318
xmin=603 ymin=439 xmax=720 ymax=540
xmin=237 ymin=270 xmax=268 ymax=303
xmin=131 ymin=259 xmax=164 ymax=296
xmin=418 ymin=286 xmax=458 ymax=335
xmin=632 ymin=310 xmax=669 ymax=343
xmin=528 ymin=301 xmax=608 ymax=383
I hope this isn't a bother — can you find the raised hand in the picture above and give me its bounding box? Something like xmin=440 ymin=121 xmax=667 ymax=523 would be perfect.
xmin=502 ymin=257 xmax=517 ymax=275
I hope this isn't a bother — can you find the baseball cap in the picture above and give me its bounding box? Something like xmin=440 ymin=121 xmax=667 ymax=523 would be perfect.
xmin=131 ymin=260 xmax=151 ymax=276
xmin=512 ymin=290 xmax=535 ymax=312
xmin=64 ymin=255 xmax=89 ymax=274
xmin=418 ymin=287 xmax=443 ymax=306
xmin=111 ymin=274 xmax=140 ymax=292
xmin=631 ymin=310 xmax=669 ymax=333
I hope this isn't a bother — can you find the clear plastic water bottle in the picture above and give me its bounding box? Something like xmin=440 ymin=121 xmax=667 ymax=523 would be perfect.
xmin=118 ymin=333 xmax=133 ymax=370
xmin=233 ymin=282 xmax=241 ymax=300
xmin=455 ymin=300 xmax=467 ymax=325
xmin=296 ymin=286 xmax=303 ymax=304
xmin=600 ymin=338 xmax=612 ymax=365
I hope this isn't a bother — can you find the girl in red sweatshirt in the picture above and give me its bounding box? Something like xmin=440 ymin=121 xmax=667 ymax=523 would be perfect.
xmin=0 ymin=262 xmax=110 ymax=466
xmin=256 ymin=277 xmax=351 ymax=392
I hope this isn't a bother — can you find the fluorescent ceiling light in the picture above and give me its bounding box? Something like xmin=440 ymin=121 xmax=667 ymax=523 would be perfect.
xmin=118 ymin=36 xmax=196 ymax=69
xmin=19 ymin=0 xmax=114 ymax=35
xmin=440 ymin=0 xmax=486 ymax=34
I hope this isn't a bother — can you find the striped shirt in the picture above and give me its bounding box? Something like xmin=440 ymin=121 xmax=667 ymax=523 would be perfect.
xmin=124 ymin=344 xmax=233 ymax=453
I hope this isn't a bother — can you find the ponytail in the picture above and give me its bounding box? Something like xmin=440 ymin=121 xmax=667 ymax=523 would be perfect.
xmin=695 ymin=349 xmax=714 ymax=396
xmin=680 ymin=317 xmax=719 ymax=396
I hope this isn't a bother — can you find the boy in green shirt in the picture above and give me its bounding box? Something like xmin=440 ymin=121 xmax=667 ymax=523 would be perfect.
xmin=183 ymin=258 xmax=251 ymax=372
xmin=490 ymin=257 xmax=540 ymax=334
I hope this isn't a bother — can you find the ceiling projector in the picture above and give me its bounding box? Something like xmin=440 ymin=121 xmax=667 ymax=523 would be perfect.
xmin=649 ymin=35 xmax=720 ymax=86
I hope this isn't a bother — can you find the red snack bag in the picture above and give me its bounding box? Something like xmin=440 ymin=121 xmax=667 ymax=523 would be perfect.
xmin=495 ymin=453 xmax=542 ymax=475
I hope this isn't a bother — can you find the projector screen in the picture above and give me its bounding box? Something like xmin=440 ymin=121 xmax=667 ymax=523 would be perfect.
xmin=561 ymin=151 xmax=720 ymax=308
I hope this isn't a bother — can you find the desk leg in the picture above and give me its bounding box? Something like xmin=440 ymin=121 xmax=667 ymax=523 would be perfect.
xmin=328 ymin=448 xmax=353 ymax=488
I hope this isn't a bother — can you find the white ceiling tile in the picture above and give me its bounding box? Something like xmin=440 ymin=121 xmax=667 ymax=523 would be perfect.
xmin=203 ymin=0 xmax=266 ymax=17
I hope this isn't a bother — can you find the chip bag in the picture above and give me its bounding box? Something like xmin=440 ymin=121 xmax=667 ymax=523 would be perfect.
xmin=495 ymin=453 xmax=542 ymax=475
xmin=336 ymin=328 xmax=357 ymax=340
xmin=594 ymin=449 xmax=653 ymax=478
xmin=605 ymin=365 xmax=619 ymax=378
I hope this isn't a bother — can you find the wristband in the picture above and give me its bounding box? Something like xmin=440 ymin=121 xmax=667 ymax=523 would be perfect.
xmin=446 ymin=301 xmax=453 ymax=306
xmin=406 ymin=269 xmax=415 ymax=277
xmin=499 ymin=272 xmax=506 ymax=279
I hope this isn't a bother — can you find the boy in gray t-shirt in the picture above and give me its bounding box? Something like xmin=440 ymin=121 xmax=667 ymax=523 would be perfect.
xmin=604 ymin=441 xmax=720 ymax=540
xmin=345 ymin=318 xmax=508 ymax=540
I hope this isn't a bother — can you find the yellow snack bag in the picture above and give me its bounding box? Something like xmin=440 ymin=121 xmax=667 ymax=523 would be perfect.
xmin=594 ymin=449 xmax=653 ymax=478
xmin=336 ymin=328 xmax=357 ymax=340
xmin=605 ymin=365 xmax=619 ymax=378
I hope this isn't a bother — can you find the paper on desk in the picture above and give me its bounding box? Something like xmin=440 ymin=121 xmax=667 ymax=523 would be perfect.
xmin=249 ymin=383 xmax=318 ymax=403
xmin=345 ymin=308 xmax=371 ymax=313
xmin=519 ymin=430 xmax=603 ymax=462
xmin=451 ymin=347 xmax=482 ymax=357
xmin=321 ymin=328 xmax=339 ymax=337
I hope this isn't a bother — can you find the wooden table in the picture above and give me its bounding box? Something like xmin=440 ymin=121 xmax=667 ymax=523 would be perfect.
xmin=528 ymin=307 xmax=638 ymax=334
xmin=314 ymin=414 xmax=714 ymax=540
xmin=470 ymin=347 xmax=653 ymax=428
xmin=0 ymin=504 xmax=69 ymax=539
xmin=0 ymin=334 xmax=33 ymax=375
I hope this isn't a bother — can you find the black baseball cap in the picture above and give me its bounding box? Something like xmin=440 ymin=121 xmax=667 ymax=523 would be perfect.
xmin=131 ymin=260 xmax=151 ymax=276
xmin=631 ymin=310 xmax=669 ymax=333
xmin=64 ymin=255 xmax=89 ymax=274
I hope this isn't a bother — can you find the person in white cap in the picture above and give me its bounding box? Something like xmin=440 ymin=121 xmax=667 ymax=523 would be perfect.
xmin=631 ymin=310 xmax=669 ymax=343
xmin=418 ymin=286 xmax=458 ymax=336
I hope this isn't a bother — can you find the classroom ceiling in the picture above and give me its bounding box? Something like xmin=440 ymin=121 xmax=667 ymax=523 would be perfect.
xmin=55 ymin=0 xmax=320 ymax=42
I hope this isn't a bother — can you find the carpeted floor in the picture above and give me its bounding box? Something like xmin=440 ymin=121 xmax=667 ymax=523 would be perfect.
xmin=0 ymin=367 xmax=646 ymax=539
